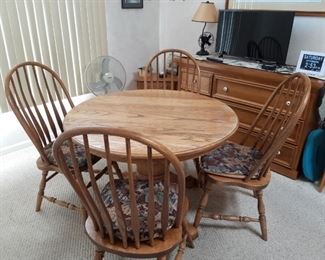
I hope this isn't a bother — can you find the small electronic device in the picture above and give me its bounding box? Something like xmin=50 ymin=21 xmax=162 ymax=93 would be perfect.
xmin=261 ymin=60 xmax=277 ymax=71
xmin=295 ymin=50 xmax=325 ymax=77
xmin=206 ymin=56 xmax=223 ymax=63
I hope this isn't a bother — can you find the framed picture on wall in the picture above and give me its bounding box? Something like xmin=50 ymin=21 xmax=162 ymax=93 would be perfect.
xmin=121 ymin=0 xmax=143 ymax=9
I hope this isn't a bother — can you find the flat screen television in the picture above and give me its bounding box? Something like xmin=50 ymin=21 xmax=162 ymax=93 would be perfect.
xmin=215 ymin=10 xmax=295 ymax=65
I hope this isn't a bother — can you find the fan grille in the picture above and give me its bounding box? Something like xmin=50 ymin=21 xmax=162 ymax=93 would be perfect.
xmin=85 ymin=56 xmax=126 ymax=96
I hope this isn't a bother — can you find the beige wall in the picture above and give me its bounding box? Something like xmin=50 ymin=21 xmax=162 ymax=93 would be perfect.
xmin=287 ymin=16 xmax=325 ymax=65
xmin=159 ymin=0 xmax=224 ymax=55
xmin=106 ymin=0 xmax=160 ymax=89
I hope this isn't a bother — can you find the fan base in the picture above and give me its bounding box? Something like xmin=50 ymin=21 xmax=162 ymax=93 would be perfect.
xmin=196 ymin=49 xmax=209 ymax=56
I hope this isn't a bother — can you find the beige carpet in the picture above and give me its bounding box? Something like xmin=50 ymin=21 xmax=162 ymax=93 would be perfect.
xmin=0 ymin=146 xmax=324 ymax=260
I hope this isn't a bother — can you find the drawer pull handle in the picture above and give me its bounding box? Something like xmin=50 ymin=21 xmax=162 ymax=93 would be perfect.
xmin=223 ymin=86 xmax=228 ymax=92
xmin=286 ymin=101 xmax=291 ymax=106
xmin=277 ymin=151 xmax=281 ymax=155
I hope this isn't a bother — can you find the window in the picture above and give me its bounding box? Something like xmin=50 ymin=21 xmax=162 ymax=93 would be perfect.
xmin=0 ymin=0 xmax=108 ymax=113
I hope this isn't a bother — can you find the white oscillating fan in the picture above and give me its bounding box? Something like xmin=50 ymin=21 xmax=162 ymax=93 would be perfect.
xmin=85 ymin=56 xmax=126 ymax=96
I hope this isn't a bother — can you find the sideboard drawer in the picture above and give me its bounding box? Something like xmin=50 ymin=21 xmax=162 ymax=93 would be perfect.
xmin=229 ymin=126 xmax=298 ymax=170
xmin=213 ymin=78 xmax=273 ymax=105
xmin=181 ymin=69 xmax=213 ymax=96
xmin=223 ymin=101 xmax=302 ymax=145
xmin=199 ymin=70 xmax=213 ymax=96
xmin=274 ymin=143 xmax=299 ymax=169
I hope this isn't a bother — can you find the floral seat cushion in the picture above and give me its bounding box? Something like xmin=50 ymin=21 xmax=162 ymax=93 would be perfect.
xmin=201 ymin=142 xmax=263 ymax=179
xmin=101 ymin=179 xmax=178 ymax=242
xmin=44 ymin=140 xmax=94 ymax=169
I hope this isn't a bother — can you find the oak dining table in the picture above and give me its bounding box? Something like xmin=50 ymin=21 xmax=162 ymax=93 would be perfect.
xmin=63 ymin=89 xmax=239 ymax=164
xmin=63 ymin=88 xmax=238 ymax=240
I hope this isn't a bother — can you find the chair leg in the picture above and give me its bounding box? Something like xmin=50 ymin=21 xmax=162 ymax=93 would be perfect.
xmin=193 ymin=158 xmax=200 ymax=179
xmin=36 ymin=170 xmax=48 ymax=212
xmin=182 ymin=217 xmax=194 ymax=248
xmin=175 ymin=230 xmax=187 ymax=260
xmin=112 ymin=161 xmax=124 ymax=180
xmin=193 ymin=183 xmax=211 ymax=228
xmin=81 ymin=206 xmax=88 ymax=222
xmin=256 ymin=190 xmax=267 ymax=241
xmin=94 ymin=248 xmax=104 ymax=260
xmin=319 ymin=171 xmax=325 ymax=192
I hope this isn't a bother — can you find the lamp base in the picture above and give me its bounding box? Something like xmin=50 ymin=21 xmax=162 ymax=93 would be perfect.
xmin=196 ymin=49 xmax=209 ymax=56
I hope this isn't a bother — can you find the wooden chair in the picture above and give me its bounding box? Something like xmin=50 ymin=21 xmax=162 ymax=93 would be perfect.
xmin=4 ymin=61 xmax=120 ymax=212
xmin=258 ymin=36 xmax=283 ymax=63
xmin=53 ymin=127 xmax=189 ymax=260
xmin=246 ymin=40 xmax=259 ymax=60
xmin=319 ymin=170 xmax=325 ymax=192
xmin=143 ymin=49 xmax=201 ymax=93
xmin=144 ymin=49 xmax=202 ymax=182
xmin=193 ymin=73 xmax=311 ymax=241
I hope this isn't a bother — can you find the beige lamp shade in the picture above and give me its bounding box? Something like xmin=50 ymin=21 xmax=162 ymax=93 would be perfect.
xmin=192 ymin=1 xmax=219 ymax=23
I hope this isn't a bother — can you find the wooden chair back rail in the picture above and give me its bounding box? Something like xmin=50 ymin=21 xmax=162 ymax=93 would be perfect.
xmin=242 ymin=73 xmax=311 ymax=181
xmin=5 ymin=62 xmax=74 ymax=162
xmin=144 ymin=48 xmax=201 ymax=93
xmin=53 ymin=127 xmax=186 ymax=249
xmin=255 ymin=78 xmax=303 ymax=152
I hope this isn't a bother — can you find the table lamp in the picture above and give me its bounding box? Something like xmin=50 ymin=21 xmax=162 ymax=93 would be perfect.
xmin=192 ymin=1 xmax=219 ymax=56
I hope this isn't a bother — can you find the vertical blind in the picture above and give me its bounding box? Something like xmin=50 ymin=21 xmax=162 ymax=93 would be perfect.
xmin=0 ymin=0 xmax=108 ymax=113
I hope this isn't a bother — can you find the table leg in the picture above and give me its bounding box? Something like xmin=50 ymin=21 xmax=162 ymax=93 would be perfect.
xmin=136 ymin=159 xmax=200 ymax=189
xmin=187 ymin=224 xmax=199 ymax=242
xmin=135 ymin=159 xmax=166 ymax=180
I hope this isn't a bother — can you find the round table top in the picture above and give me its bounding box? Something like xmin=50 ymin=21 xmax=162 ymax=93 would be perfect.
xmin=63 ymin=89 xmax=239 ymax=160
